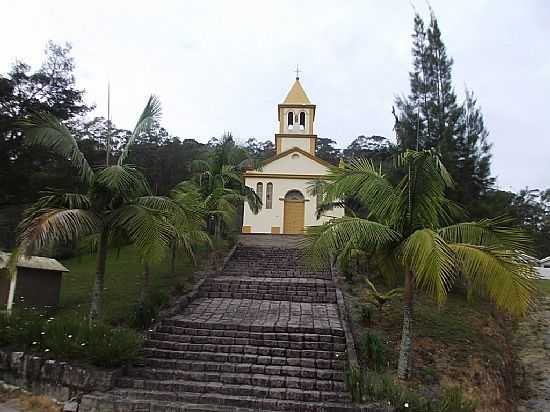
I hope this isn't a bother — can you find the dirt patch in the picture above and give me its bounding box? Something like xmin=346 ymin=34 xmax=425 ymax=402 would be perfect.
xmin=342 ymin=276 xmax=516 ymax=411
xmin=514 ymin=296 xmax=550 ymax=412
xmin=0 ymin=384 xmax=60 ymax=412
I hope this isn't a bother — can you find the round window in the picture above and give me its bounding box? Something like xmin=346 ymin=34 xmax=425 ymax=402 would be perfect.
xmin=291 ymin=153 xmax=300 ymax=159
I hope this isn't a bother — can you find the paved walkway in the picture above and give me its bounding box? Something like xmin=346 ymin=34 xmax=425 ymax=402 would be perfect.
xmin=516 ymin=296 xmax=550 ymax=412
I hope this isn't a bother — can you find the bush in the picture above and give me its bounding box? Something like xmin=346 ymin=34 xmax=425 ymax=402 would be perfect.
xmin=345 ymin=365 xmax=365 ymax=402
xmin=358 ymin=332 xmax=385 ymax=371
xmin=129 ymin=290 xmax=169 ymax=330
xmin=436 ymin=387 xmax=478 ymax=412
xmin=0 ymin=310 xmax=142 ymax=368
xmin=86 ymin=324 xmax=143 ymax=368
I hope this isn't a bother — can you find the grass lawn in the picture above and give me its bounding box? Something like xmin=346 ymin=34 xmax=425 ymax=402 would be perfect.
xmin=536 ymin=280 xmax=550 ymax=296
xmin=58 ymin=246 xmax=195 ymax=324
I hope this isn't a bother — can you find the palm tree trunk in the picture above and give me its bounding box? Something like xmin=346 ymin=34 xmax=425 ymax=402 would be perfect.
xmin=170 ymin=244 xmax=177 ymax=275
xmin=397 ymin=269 xmax=415 ymax=380
xmin=141 ymin=261 xmax=150 ymax=301
xmin=89 ymin=229 xmax=109 ymax=324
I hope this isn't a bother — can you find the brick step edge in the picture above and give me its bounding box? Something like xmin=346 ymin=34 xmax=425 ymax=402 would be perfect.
xmin=141 ymin=348 xmax=346 ymax=370
xmin=80 ymin=389 xmax=379 ymax=412
xmin=121 ymin=368 xmax=345 ymax=389
xmin=116 ymin=378 xmax=351 ymax=402
xmin=162 ymin=320 xmax=345 ymax=336
xmin=146 ymin=333 xmax=346 ymax=351
xmin=140 ymin=359 xmax=345 ymax=380
xmin=143 ymin=339 xmax=344 ymax=359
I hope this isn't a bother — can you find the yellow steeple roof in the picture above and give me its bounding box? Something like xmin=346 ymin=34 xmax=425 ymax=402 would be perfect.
xmin=283 ymin=78 xmax=311 ymax=105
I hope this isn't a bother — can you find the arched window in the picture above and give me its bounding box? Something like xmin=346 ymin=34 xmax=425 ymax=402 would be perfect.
xmin=299 ymin=112 xmax=306 ymax=128
xmin=256 ymin=182 xmax=263 ymax=203
xmin=266 ymin=183 xmax=273 ymax=209
xmin=287 ymin=111 xmax=294 ymax=128
xmin=284 ymin=190 xmax=305 ymax=201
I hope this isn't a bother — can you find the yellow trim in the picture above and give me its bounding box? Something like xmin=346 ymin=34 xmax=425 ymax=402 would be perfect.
xmin=246 ymin=173 xmax=326 ymax=180
xmin=242 ymin=225 xmax=252 ymax=233
xmin=271 ymin=226 xmax=280 ymax=234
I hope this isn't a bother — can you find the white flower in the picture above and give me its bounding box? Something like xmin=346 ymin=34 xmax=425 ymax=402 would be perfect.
xmin=32 ymin=341 xmax=38 ymax=345
xmin=404 ymin=402 xmax=409 ymax=408
xmin=67 ymin=334 xmax=73 ymax=339
xmin=81 ymin=343 xmax=87 ymax=347
xmin=44 ymin=349 xmax=50 ymax=352
xmin=40 ymin=332 xmax=46 ymax=335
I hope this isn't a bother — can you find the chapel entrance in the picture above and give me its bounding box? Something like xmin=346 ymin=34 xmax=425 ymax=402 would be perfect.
xmin=283 ymin=190 xmax=305 ymax=234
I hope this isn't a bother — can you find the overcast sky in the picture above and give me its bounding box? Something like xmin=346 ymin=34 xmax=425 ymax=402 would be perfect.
xmin=2 ymin=1 xmax=549 ymax=191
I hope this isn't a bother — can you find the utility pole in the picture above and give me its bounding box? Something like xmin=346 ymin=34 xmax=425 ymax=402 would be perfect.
xmin=106 ymin=82 xmax=111 ymax=166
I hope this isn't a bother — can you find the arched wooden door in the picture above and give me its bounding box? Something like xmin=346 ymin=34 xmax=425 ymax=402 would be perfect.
xmin=283 ymin=190 xmax=305 ymax=234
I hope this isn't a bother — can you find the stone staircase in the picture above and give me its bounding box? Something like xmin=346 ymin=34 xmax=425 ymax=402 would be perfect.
xmin=81 ymin=237 xmax=377 ymax=412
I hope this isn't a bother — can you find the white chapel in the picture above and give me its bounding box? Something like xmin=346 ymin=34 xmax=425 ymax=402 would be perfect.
xmin=242 ymin=76 xmax=344 ymax=234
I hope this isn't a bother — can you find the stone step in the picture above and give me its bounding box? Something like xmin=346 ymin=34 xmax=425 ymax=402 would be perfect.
xmin=81 ymin=389 xmax=369 ymax=412
xmin=141 ymin=348 xmax=346 ymax=370
xmin=144 ymin=339 xmax=344 ymax=360
xmin=136 ymin=360 xmax=345 ymax=381
xmin=203 ymin=276 xmax=335 ymax=290
xmin=148 ymin=331 xmax=347 ymax=351
xmin=122 ymin=369 xmax=345 ymax=391
xmin=198 ymin=290 xmax=337 ymax=303
xmin=161 ymin=319 xmax=345 ymax=337
xmin=114 ymin=380 xmax=352 ymax=404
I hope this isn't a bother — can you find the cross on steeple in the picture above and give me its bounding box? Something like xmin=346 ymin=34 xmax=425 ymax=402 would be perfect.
xmin=294 ymin=65 xmax=301 ymax=80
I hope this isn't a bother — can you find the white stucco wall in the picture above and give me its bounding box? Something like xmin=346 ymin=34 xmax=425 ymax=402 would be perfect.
xmin=243 ymin=176 xmax=343 ymax=233
xmin=281 ymin=107 xmax=314 ymax=134
xmin=279 ymin=138 xmax=312 ymax=155
xmin=242 ymin=153 xmax=343 ymax=234
xmin=260 ymin=151 xmax=329 ymax=175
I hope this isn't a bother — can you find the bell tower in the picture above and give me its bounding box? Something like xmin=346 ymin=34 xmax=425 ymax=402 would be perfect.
xmin=275 ymin=74 xmax=317 ymax=155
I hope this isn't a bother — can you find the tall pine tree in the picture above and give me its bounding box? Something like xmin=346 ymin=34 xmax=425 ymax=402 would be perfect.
xmin=395 ymin=11 xmax=493 ymax=209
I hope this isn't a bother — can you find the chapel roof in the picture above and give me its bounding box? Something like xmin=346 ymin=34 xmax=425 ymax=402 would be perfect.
xmin=282 ymin=78 xmax=311 ymax=105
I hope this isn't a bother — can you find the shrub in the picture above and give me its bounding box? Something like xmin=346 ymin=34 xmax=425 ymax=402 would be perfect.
xmin=86 ymin=324 xmax=143 ymax=368
xmin=129 ymin=290 xmax=169 ymax=330
xmin=360 ymin=304 xmax=374 ymax=325
xmin=345 ymin=365 xmax=365 ymax=402
xmin=436 ymin=387 xmax=478 ymax=412
xmin=0 ymin=310 xmax=142 ymax=368
xmin=358 ymin=332 xmax=385 ymax=371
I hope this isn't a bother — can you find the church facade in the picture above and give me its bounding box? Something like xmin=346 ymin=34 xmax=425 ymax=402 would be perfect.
xmin=242 ymin=77 xmax=344 ymax=234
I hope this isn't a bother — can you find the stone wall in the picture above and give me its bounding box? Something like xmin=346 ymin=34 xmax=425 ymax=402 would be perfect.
xmin=0 ymin=350 xmax=121 ymax=402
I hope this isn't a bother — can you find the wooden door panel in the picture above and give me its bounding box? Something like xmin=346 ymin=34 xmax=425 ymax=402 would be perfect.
xmin=283 ymin=201 xmax=305 ymax=234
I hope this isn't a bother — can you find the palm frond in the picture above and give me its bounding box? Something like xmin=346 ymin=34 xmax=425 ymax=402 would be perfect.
xmin=17 ymin=112 xmax=94 ymax=185
xmin=439 ymin=217 xmax=534 ymax=252
xmin=302 ymin=217 xmax=400 ymax=268
xmin=399 ymin=229 xmax=456 ymax=304
xmin=94 ymin=165 xmax=150 ymax=198
xmin=17 ymin=208 xmax=100 ymax=255
xmin=108 ymin=204 xmax=171 ymax=263
xmin=323 ymin=158 xmax=400 ymax=225
xmin=118 ymin=95 xmax=162 ymax=165
xmin=450 ymin=243 xmax=536 ymax=316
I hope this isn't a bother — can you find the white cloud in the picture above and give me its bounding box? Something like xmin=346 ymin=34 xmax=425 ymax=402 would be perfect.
xmin=1 ymin=0 xmax=548 ymax=191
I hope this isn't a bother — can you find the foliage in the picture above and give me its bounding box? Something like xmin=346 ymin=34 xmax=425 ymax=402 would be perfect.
xmin=358 ymin=332 xmax=386 ymax=371
xmin=361 ymin=278 xmax=403 ymax=311
xmin=305 ymin=150 xmax=536 ymax=379
xmin=12 ymin=96 xmax=201 ymax=322
xmin=129 ymin=290 xmax=170 ymax=330
xmin=394 ymin=11 xmax=493 ymax=211
xmin=344 ymin=366 xmax=365 ymax=403
xmin=0 ymin=309 xmax=142 ymax=368
xmin=437 ymin=387 xmax=478 ymax=412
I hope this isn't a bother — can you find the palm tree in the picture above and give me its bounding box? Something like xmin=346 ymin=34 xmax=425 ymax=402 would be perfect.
xmin=13 ymin=96 xmax=175 ymax=323
xmin=190 ymin=133 xmax=261 ymax=238
xmin=305 ymin=149 xmax=536 ymax=380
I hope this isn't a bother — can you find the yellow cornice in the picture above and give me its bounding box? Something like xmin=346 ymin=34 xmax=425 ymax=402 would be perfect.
xmin=243 ymin=173 xmax=327 ymax=180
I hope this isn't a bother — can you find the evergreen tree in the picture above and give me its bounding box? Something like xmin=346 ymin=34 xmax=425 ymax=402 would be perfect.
xmin=455 ymin=89 xmax=494 ymax=209
xmin=395 ymin=11 xmax=493 ymax=209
